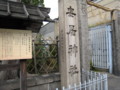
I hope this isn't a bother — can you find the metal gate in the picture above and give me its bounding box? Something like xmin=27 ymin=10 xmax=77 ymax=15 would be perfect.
xmin=89 ymin=25 xmax=112 ymax=73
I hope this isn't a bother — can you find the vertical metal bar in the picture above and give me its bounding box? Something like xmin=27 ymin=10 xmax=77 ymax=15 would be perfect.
xmin=108 ymin=25 xmax=113 ymax=73
xmin=95 ymin=29 xmax=97 ymax=67
xmin=106 ymin=26 xmax=109 ymax=70
xmin=101 ymin=28 xmax=104 ymax=68
xmin=99 ymin=29 xmax=101 ymax=68
xmin=102 ymin=27 xmax=105 ymax=68
xmin=103 ymin=26 xmax=106 ymax=69
xmin=98 ymin=29 xmax=100 ymax=68
xmin=92 ymin=31 xmax=95 ymax=66
xmin=94 ymin=30 xmax=96 ymax=67
xmin=97 ymin=28 xmax=99 ymax=68
xmin=92 ymin=30 xmax=94 ymax=67
xmin=100 ymin=29 xmax=102 ymax=68
xmin=90 ymin=30 xmax=93 ymax=67
xmin=105 ymin=26 xmax=107 ymax=69
xmin=96 ymin=30 xmax=98 ymax=67
xmin=92 ymin=30 xmax=95 ymax=67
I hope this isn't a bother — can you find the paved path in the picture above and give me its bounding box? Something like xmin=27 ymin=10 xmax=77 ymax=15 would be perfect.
xmin=108 ymin=74 xmax=120 ymax=90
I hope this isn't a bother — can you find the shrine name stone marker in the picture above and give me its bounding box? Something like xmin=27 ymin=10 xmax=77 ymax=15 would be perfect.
xmin=0 ymin=29 xmax=32 ymax=60
xmin=59 ymin=0 xmax=81 ymax=87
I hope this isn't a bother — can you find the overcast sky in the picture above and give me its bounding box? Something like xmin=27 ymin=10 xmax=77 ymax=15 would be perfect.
xmin=44 ymin=0 xmax=58 ymax=19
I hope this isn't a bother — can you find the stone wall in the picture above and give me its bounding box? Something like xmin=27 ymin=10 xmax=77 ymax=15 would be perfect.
xmin=0 ymin=73 xmax=61 ymax=90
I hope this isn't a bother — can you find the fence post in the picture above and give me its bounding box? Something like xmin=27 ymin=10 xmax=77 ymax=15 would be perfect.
xmin=85 ymin=81 xmax=86 ymax=90
xmin=79 ymin=82 xmax=81 ymax=90
xmin=97 ymin=77 xmax=100 ymax=90
xmin=56 ymin=88 xmax=59 ymax=90
xmin=74 ymin=84 xmax=77 ymax=90
xmin=68 ymin=85 xmax=71 ymax=90
xmin=105 ymin=75 xmax=108 ymax=90
xmin=89 ymin=79 xmax=91 ymax=90
xmin=101 ymin=75 xmax=103 ymax=90
xmin=20 ymin=60 xmax=27 ymax=90
xmin=62 ymin=86 xmax=65 ymax=90
xmin=93 ymin=78 xmax=96 ymax=90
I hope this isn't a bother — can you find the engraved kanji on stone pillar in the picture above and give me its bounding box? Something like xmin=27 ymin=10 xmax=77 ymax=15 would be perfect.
xmin=68 ymin=45 xmax=73 ymax=53
xmin=66 ymin=6 xmax=76 ymax=17
xmin=68 ymin=44 xmax=78 ymax=57
xmin=67 ymin=25 xmax=77 ymax=36
xmin=69 ymin=65 xmax=79 ymax=76
xmin=73 ymin=44 xmax=78 ymax=57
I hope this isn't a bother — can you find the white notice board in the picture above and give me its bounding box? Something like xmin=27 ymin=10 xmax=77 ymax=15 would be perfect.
xmin=0 ymin=29 xmax=32 ymax=60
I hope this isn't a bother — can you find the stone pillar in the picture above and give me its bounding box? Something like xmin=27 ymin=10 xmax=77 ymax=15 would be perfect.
xmin=77 ymin=0 xmax=90 ymax=71
xmin=112 ymin=10 xmax=120 ymax=76
xmin=59 ymin=0 xmax=81 ymax=87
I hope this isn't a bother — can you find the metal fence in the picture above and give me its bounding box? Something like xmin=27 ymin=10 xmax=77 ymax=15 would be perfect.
xmin=27 ymin=40 xmax=59 ymax=74
xmin=89 ymin=25 xmax=112 ymax=73
xmin=56 ymin=70 xmax=108 ymax=90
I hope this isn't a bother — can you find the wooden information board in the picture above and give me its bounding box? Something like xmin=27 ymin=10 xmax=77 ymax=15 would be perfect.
xmin=0 ymin=29 xmax=32 ymax=60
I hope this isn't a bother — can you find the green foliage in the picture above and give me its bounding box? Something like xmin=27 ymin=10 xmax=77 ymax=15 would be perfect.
xmin=90 ymin=61 xmax=96 ymax=70
xmin=27 ymin=35 xmax=59 ymax=74
xmin=90 ymin=61 xmax=100 ymax=72
xmin=22 ymin=0 xmax=44 ymax=6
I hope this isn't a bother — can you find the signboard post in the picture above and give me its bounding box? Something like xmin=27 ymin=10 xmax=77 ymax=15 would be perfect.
xmin=20 ymin=60 xmax=27 ymax=90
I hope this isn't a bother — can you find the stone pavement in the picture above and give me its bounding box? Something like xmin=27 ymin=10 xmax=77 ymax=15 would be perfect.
xmin=108 ymin=74 xmax=120 ymax=90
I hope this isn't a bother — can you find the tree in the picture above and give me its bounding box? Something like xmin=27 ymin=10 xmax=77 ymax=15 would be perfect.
xmin=22 ymin=0 xmax=44 ymax=6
